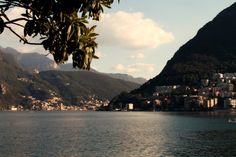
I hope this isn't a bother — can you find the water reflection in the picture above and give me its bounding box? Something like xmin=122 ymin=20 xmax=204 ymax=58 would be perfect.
xmin=0 ymin=112 xmax=236 ymax=157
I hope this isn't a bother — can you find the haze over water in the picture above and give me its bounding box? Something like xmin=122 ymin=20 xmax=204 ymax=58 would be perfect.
xmin=0 ymin=111 xmax=236 ymax=157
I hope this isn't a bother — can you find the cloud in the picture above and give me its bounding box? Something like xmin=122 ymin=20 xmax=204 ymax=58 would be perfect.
xmin=96 ymin=11 xmax=174 ymax=50
xmin=113 ymin=63 xmax=155 ymax=75
xmin=129 ymin=52 xmax=145 ymax=59
xmin=113 ymin=64 xmax=125 ymax=71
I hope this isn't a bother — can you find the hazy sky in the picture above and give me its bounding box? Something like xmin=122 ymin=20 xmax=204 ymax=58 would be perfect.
xmin=0 ymin=1 xmax=235 ymax=79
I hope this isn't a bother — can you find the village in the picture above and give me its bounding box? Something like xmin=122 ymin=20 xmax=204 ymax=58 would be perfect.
xmin=7 ymin=95 xmax=109 ymax=112
xmin=5 ymin=72 xmax=236 ymax=112
xmin=121 ymin=73 xmax=236 ymax=111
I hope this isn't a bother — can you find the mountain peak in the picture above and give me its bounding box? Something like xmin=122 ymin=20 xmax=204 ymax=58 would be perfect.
xmin=110 ymin=3 xmax=236 ymax=104
xmin=154 ymin=2 xmax=236 ymax=86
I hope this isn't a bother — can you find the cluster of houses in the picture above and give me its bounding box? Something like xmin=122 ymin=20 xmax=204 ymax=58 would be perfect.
xmin=116 ymin=73 xmax=236 ymax=111
xmin=78 ymin=96 xmax=109 ymax=111
xmin=5 ymin=72 xmax=236 ymax=112
xmin=8 ymin=95 xmax=109 ymax=111
xmin=0 ymin=83 xmax=7 ymax=95
xmin=125 ymin=73 xmax=236 ymax=111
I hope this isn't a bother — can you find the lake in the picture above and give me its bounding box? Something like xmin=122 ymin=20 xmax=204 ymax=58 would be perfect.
xmin=0 ymin=111 xmax=236 ymax=157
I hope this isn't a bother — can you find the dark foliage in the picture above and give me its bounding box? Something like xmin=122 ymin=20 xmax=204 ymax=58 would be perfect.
xmin=0 ymin=0 xmax=119 ymax=69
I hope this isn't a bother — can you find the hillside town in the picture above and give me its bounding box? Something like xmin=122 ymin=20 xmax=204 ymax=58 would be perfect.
xmin=3 ymin=94 xmax=109 ymax=112
xmin=115 ymin=73 xmax=236 ymax=111
xmin=3 ymin=72 xmax=236 ymax=112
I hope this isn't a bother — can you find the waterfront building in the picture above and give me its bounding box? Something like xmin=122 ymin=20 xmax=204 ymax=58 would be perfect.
xmin=224 ymin=98 xmax=236 ymax=109
xmin=206 ymin=98 xmax=218 ymax=109
xmin=11 ymin=106 xmax=17 ymax=111
xmin=127 ymin=103 xmax=134 ymax=111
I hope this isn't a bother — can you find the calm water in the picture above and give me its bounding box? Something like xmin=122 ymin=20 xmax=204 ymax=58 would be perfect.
xmin=0 ymin=111 xmax=236 ymax=157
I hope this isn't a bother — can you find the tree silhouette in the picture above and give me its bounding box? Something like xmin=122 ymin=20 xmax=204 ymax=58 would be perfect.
xmin=0 ymin=0 xmax=119 ymax=69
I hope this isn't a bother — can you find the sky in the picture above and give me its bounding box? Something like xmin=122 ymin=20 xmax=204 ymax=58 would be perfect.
xmin=0 ymin=0 xmax=235 ymax=79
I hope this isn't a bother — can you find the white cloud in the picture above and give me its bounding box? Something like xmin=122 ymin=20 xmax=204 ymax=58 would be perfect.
xmin=96 ymin=11 xmax=174 ymax=50
xmin=129 ymin=52 xmax=145 ymax=59
xmin=113 ymin=63 xmax=155 ymax=75
xmin=114 ymin=64 xmax=125 ymax=71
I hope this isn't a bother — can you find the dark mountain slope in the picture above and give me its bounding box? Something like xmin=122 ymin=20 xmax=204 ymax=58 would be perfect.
xmin=1 ymin=47 xmax=54 ymax=72
xmin=1 ymin=47 xmax=146 ymax=84
xmin=39 ymin=70 xmax=139 ymax=104
xmin=0 ymin=49 xmax=140 ymax=108
xmin=0 ymin=50 xmax=59 ymax=107
xmin=107 ymin=73 xmax=146 ymax=84
xmin=109 ymin=2 xmax=236 ymax=106
xmin=134 ymin=2 xmax=236 ymax=94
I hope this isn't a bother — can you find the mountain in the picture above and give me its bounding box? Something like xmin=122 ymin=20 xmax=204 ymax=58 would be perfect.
xmin=110 ymin=2 xmax=236 ymax=106
xmin=0 ymin=47 xmax=54 ymax=72
xmin=0 ymin=48 xmax=140 ymax=108
xmin=0 ymin=49 xmax=60 ymax=108
xmin=106 ymin=73 xmax=146 ymax=84
xmin=39 ymin=70 xmax=139 ymax=104
xmin=0 ymin=47 xmax=145 ymax=84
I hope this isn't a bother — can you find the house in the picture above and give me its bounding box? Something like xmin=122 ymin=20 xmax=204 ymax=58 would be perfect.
xmin=224 ymin=98 xmax=236 ymax=109
xmin=127 ymin=103 xmax=134 ymax=111
xmin=184 ymin=95 xmax=205 ymax=110
xmin=11 ymin=106 xmax=17 ymax=111
xmin=206 ymin=98 xmax=218 ymax=109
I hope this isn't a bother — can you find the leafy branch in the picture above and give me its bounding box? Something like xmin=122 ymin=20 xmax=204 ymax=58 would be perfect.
xmin=0 ymin=0 xmax=119 ymax=69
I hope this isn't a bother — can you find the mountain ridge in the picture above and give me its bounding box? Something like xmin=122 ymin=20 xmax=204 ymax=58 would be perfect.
xmin=110 ymin=2 xmax=236 ymax=106
xmin=135 ymin=2 xmax=236 ymax=94
xmin=0 ymin=48 xmax=140 ymax=109
xmin=0 ymin=46 xmax=146 ymax=84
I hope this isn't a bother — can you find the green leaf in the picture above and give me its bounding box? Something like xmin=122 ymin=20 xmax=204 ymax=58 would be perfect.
xmin=89 ymin=25 xmax=97 ymax=33
xmin=24 ymin=20 xmax=34 ymax=36
xmin=89 ymin=33 xmax=98 ymax=37
xmin=0 ymin=17 xmax=5 ymax=34
xmin=93 ymin=55 xmax=99 ymax=59
xmin=67 ymin=24 xmax=72 ymax=40
xmin=0 ymin=0 xmax=119 ymax=70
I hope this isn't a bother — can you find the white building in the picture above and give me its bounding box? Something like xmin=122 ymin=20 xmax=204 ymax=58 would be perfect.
xmin=127 ymin=103 xmax=134 ymax=111
xmin=11 ymin=106 xmax=17 ymax=111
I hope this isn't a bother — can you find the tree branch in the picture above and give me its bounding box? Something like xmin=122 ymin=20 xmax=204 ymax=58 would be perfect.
xmin=5 ymin=17 xmax=29 ymax=28
xmin=6 ymin=22 xmax=24 ymax=28
xmin=5 ymin=17 xmax=29 ymax=24
xmin=0 ymin=10 xmax=9 ymax=21
xmin=5 ymin=26 xmax=42 ymax=45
